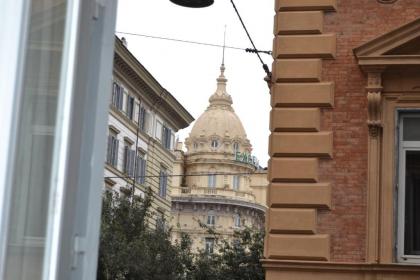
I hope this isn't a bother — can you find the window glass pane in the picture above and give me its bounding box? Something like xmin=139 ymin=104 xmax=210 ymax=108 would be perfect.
xmin=404 ymin=150 xmax=420 ymax=255
xmin=403 ymin=117 xmax=420 ymax=141
xmin=205 ymin=238 xmax=214 ymax=254
xmin=5 ymin=0 xmax=68 ymax=279
xmin=208 ymin=174 xmax=216 ymax=188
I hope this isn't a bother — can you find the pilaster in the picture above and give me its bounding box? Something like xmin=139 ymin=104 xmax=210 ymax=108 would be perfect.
xmin=265 ymin=0 xmax=336 ymax=272
xmin=363 ymin=66 xmax=386 ymax=263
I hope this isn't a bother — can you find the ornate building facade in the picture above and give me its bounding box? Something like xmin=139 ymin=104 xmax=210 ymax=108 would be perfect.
xmin=171 ymin=64 xmax=267 ymax=252
xmin=104 ymin=37 xmax=194 ymax=225
xmin=264 ymin=1 xmax=420 ymax=279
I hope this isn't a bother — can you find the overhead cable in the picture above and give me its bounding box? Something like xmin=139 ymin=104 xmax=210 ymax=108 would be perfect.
xmin=229 ymin=0 xmax=271 ymax=76
xmin=115 ymin=31 xmax=272 ymax=55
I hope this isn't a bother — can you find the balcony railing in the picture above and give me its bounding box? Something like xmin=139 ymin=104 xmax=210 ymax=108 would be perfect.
xmin=173 ymin=186 xmax=256 ymax=202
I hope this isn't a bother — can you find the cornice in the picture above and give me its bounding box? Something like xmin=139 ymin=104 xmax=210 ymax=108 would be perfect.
xmin=113 ymin=37 xmax=194 ymax=130
xmin=354 ymin=17 xmax=420 ymax=57
xmin=262 ymin=260 xmax=420 ymax=273
xmin=185 ymin=159 xmax=256 ymax=171
xmin=358 ymin=55 xmax=420 ymax=68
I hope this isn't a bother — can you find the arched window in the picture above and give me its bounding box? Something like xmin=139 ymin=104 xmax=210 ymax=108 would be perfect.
xmin=233 ymin=142 xmax=239 ymax=154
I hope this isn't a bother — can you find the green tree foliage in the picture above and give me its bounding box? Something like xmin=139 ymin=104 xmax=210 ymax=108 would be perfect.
xmin=97 ymin=189 xmax=264 ymax=280
xmin=97 ymin=188 xmax=191 ymax=280
xmin=190 ymin=224 xmax=265 ymax=280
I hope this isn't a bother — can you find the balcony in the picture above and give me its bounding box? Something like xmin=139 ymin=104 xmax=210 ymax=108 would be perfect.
xmin=172 ymin=186 xmax=256 ymax=203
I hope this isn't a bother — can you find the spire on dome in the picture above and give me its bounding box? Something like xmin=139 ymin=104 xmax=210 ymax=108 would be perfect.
xmin=208 ymin=64 xmax=232 ymax=107
xmin=208 ymin=25 xmax=233 ymax=108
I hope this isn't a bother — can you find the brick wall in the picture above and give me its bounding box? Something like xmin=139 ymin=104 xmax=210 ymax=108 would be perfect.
xmin=317 ymin=0 xmax=420 ymax=262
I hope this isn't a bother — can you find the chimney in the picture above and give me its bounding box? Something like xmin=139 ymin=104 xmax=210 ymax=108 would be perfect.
xmin=121 ymin=37 xmax=128 ymax=47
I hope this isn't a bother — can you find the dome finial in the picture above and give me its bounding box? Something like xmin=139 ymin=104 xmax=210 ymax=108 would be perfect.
xmin=222 ymin=25 xmax=226 ymax=66
xmin=207 ymin=25 xmax=232 ymax=107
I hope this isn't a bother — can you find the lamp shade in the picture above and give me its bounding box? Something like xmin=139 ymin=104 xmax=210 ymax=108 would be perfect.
xmin=169 ymin=0 xmax=214 ymax=8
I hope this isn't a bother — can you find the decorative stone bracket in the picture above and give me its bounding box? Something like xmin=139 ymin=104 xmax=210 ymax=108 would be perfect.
xmin=365 ymin=67 xmax=386 ymax=137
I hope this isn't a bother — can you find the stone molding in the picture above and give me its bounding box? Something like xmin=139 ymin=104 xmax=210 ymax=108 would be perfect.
xmin=365 ymin=68 xmax=386 ymax=138
xmin=263 ymin=260 xmax=420 ymax=279
xmin=354 ymin=17 xmax=420 ymax=264
xmin=275 ymin=0 xmax=337 ymax=12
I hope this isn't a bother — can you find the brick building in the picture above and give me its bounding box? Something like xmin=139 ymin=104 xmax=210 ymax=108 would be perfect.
xmin=264 ymin=1 xmax=420 ymax=279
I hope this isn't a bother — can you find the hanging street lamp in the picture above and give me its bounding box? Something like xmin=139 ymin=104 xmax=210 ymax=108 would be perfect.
xmin=169 ymin=0 xmax=214 ymax=8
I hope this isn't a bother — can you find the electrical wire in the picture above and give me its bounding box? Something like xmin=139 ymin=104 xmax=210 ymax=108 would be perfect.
xmin=115 ymin=31 xmax=272 ymax=55
xmin=229 ymin=0 xmax=271 ymax=76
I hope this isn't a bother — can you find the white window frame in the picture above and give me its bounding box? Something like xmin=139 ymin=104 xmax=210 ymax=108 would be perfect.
xmin=155 ymin=120 xmax=163 ymax=141
xmin=233 ymin=175 xmax=240 ymax=191
xmin=208 ymin=174 xmax=216 ymax=188
xmin=233 ymin=214 xmax=241 ymax=228
xmin=159 ymin=168 xmax=168 ymax=198
xmin=397 ymin=113 xmax=420 ymax=264
xmin=0 ymin=0 xmax=118 ymax=278
xmin=207 ymin=211 xmax=215 ymax=226
xmin=205 ymin=237 xmax=214 ymax=254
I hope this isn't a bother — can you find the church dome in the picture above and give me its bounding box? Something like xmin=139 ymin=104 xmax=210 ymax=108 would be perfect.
xmin=186 ymin=64 xmax=251 ymax=152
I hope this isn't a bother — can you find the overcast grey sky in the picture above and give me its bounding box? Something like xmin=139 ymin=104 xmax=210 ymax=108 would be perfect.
xmin=116 ymin=0 xmax=274 ymax=167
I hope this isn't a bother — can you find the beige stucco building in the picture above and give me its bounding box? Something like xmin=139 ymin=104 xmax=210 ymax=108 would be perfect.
xmin=104 ymin=37 xmax=194 ymax=226
xmin=171 ymin=64 xmax=267 ymax=252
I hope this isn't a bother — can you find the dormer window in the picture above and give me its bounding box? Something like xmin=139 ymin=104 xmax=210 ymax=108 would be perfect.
xmin=211 ymin=139 xmax=219 ymax=149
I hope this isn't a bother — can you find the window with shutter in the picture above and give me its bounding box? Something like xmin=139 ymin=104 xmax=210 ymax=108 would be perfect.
xmin=112 ymin=138 xmax=119 ymax=167
xmin=135 ymin=156 xmax=146 ymax=184
xmin=106 ymin=133 xmax=119 ymax=168
xmin=161 ymin=125 xmax=172 ymax=149
xmin=106 ymin=135 xmax=113 ymax=164
xmin=118 ymin=86 xmax=124 ymax=110
xmin=111 ymin=82 xmax=124 ymax=111
xmin=126 ymin=96 xmax=135 ymax=120
xmin=159 ymin=169 xmax=167 ymax=198
xmin=111 ymin=82 xmax=118 ymax=106
xmin=123 ymin=146 xmax=129 ymax=174
xmin=129 ymin=150 xmax=136 ymax=177
xmin=123 ymin=145 xmax=136 ymax=177
xmin=139 ymin=106 xmax=146 ymax=131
